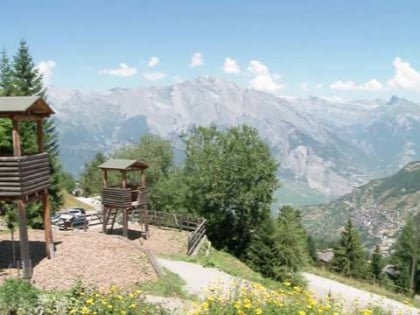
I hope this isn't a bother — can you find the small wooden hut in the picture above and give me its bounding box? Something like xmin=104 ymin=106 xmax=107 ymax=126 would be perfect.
xmin=98 ymin=159 xmax=149 ymax=238
xmin=0 ymin=96 xmax=55 ymax=279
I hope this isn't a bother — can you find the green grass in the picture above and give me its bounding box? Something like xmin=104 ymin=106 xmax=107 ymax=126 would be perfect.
xmin=307 ymin=266 xmax=419 ymax=309
xmin=62 ymin=191 xmax=94 ymax=211
xmin=138 ymin=268 xmax=192 ymax=299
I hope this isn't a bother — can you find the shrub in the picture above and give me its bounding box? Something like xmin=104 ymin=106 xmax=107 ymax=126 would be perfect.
xmin=0 ymin=278 xmax=39 ymax=314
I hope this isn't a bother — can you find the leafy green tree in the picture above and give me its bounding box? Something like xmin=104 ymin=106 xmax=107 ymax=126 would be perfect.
xmin=116 ymin=134 xmax=174 ymax=188
xmin=79 ymin=152 xmax=106 ymax=196
xmin=390 ymin=214 xmax=420 ymax=296
xmin=370 ymin=245 xmax=384 ymax=281
xmin=183 ymin=124 xmax=278 ymax=256
xmin=149 ymin=167 xmax=189 ymax=213
xmin=330 ymin=218 xmax=368 ymax=278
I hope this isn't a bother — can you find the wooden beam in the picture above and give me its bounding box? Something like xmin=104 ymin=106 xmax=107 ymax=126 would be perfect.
xmin=103 ymin=170 xmax=108 ymax=188
xmin=42 ymin=189 xmax=54 ymax=259
xmin=123 ymin=209 xmax=128 ymax=238
xmin=12 ymin=119 xmax=21 ymax=157
xmin=122 ymin=171 xmax=127 ymax=189
xmin=17 ymin=200 xmax=31 ymax=279
xmin=141 ymin=170 xmax=146 ymax=187
xmin=36 ymin=120 xmax=44 ymax=153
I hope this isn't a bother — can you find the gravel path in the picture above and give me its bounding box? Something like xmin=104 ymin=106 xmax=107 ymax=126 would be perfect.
xmin=304 ymin=273 xmax=419 ymax=315
xmin=158 ymin=259 xmax=420 ymax=315
xmin=158 ymin=258 xmax=238 ymax=299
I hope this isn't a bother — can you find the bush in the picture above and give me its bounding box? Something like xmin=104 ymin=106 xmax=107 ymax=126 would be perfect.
xmin=0 ymin=278 xmax=39 ymax=314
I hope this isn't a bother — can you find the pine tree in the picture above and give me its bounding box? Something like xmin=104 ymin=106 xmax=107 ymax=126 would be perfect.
xmin=330 ymin=218 xmax=368 ymax=278
xmin=0 ymin=49 xmax=13 ymax=96
xmin=1 ymin=41 xmax=64 ymax=227
xmin=370 ymin=245 xmax=384 ymax=281
xmin=390 ymin=214 xmax=420 ymax=296
xmin=12 ymin=40 xmax=44 ymax=97
xmin=246 ymin=206 xmax=310 ymax=283
xmin=0 ymin=49 xmax=13 ymax=152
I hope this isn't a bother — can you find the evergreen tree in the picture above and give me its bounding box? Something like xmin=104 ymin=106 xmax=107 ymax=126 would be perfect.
xmin=390 ymin=214 xmax=420 ymax=296
xmin=370 ymin=245 xmax=384 ymax=281
xmin=12 ymin=40 xmax=44 ymax=97
xmin=0 ymin=49 xmax=13 ymax=96
xmin=1 ymin=41 xmax=64 ymax=227
xmin=330 ymin=218 xmax=368 ymax=278
xmin=246 ymin=206 xmax=310 ymax=283
xmin=0 ymin=49 xmax=13 ymax=152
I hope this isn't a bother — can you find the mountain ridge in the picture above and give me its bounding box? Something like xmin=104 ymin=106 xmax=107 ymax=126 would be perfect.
xmin=47 ymin=77 xmax=420 ymax=204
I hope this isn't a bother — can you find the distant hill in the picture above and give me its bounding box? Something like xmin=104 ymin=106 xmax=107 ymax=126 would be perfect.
xmin=302 ymin=161 xmax=420 ymax=251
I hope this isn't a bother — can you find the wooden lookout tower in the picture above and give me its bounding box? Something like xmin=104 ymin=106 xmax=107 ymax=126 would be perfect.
xmin=98 ymin=159 xmax=149 ymax=238
xmin=0 ymin=96 xmax=55 ymax=279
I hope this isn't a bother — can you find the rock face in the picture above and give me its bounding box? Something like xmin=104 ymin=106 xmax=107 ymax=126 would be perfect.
xmin=302 ymin=161 xmax=420 ymax=250
xmin=47 ymin=78 xmax=420 ymax=204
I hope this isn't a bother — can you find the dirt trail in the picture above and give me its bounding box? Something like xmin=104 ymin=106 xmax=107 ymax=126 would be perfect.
xmin=158 ymin=259 xmax=420 ymax=315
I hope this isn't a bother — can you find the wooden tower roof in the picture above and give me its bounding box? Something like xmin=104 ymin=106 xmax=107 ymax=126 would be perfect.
xmin=98 ymin=158 xmax=149 ymax=171
xmin=0 ymin=96 xmax=54 ymax=118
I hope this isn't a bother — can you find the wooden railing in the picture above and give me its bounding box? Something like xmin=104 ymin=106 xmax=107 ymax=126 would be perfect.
xmin=0 ymin=153 xmax=50 ymax=198
xmin=187 ymin=219 xmax=207 ymax=256
xmin=101 ymin=188 xmax=132 ymax=208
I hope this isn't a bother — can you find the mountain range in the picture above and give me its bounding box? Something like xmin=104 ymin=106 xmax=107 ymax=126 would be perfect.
xmin=46 ymin=77 xmax=420 ymax=205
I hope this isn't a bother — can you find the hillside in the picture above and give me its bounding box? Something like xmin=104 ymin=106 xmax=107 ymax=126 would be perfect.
xmin=302 ymin=161 xmax=420 ymax=250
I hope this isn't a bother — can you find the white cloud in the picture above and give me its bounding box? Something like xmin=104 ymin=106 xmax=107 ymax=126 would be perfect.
xmin=247 ymin=60 xmax=284 ymax=93
xmin=190 ymin=52 xmax=204 ymax=67
xmin=37 ymin=60 xmax=56 ymax=85
xmin=147 ymin=56 xmax=160 ymax=68
xmin=99 ymin=63 xmax=137 ymax=77
xmin=300 ymin=82 xmax=309 ymax=91
xmin=143 ymin=71 xmax=167 ymax=81
xmin=329 ymin=79 xmax=383 ymax=91
xmin=388 ymin=57 xmax=420 ymax=91
xmin=223 ymin=57 xmax=240 ymax=74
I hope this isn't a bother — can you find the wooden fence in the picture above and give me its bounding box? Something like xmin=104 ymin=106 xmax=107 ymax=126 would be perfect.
xmin=187 ymin=219 xmax=206 ymax=256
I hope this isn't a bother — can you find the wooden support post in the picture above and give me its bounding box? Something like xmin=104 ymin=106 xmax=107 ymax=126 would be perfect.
xmin=141 ymin=170 xmax=146 ymax=187
xmin=122 ymin=171 xmax=127 ymax=189
xmin=123 ymin=209 xmax=128 ymax=238
xmin=12 ymin=119 xmax=21 ymax=157
xmin=102 ymin=207 xmax=108 ymax=233
xmin=36 ymin=119 xmax=44 ymax=153
xmin=42 ymin=189 xmax=54 ymax=259
xmin=17 ymin=200 xmax=31 ymax=279
xmin=103 ymin=170 xmax=108 ymax=188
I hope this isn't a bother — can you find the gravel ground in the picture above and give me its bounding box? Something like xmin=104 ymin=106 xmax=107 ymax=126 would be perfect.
xmin=158 ymin=259 xmax=420 ymax=315
xmin=0 ymin=225 xmax=189 ymax=291
xmin=158 ymin=258 xmax=238 ymax=299
xmin=304 ymin=273 xmax=420 ymax=315
xmin=31 ymin=230 xmax=156 ymax=290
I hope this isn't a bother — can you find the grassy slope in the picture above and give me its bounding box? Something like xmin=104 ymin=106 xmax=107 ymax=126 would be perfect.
xmin=62 ymin=191 xmax=94 ymax=211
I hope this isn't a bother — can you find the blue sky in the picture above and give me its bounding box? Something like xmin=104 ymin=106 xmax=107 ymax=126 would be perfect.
xmin=2 ymin=0 xmax=420 ymax=100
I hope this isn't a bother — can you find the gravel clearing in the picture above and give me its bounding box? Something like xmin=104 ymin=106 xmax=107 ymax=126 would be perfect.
xmin=31 ymin=230 xmax=156 ymax=290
